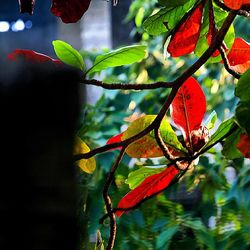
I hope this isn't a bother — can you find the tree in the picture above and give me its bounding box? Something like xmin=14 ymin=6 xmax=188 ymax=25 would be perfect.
xmin=10 ymin=0 xmax=250 ymax=249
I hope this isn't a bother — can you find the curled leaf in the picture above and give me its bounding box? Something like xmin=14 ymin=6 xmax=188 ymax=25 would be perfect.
xmin=170 ymin=77 xmax=206 ymax=148
xmin=236 ymin=133 xmax=250 ymax=158
xmin=8 ymin=49 xmax=62 ymax=65
xmin=116 ymin=166 xmax=179 ymax=217
xmin=226 ymin=38 xmax=250 ymax=74
xmin=167 ymin=2 xmax=204 ymax=57
xmin=51 ymin=0 xmax=91 ymax=23
xmin=73 ymin=137 xmax=96 ymax=174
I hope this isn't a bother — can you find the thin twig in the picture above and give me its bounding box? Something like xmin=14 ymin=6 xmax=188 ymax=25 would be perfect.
xmin=103 ymin=148 xmax=126 ymax=250
xmin=218 ymin=46 xmax=241 ymax=79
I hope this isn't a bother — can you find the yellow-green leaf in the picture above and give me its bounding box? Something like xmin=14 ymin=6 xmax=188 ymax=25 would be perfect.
xmin=73 ymin=137 xmax=96 ymax=174
xmin=122 ymin=115 xmax=186 ymax=158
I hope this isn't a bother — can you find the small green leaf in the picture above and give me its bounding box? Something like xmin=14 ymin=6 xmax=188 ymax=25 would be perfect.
xmin=52 ymin=40 xmax=85 ymax=71
xmin=122 ymin=115 xmax=187 ymax=158
xmin=204 ymin=111 xmax=217 ymax=130
xmin=143 ymin=0 xmax=196 ymax=36
xmin=203 ymin=118 xmax=236 ymax=150
xmin=86 ymin=45 xmax=147 ymax=74
xmin=126 ymin=167 xmax=165 ymax=189
xmin=235 ymin=68 xmax=250 ymax=102
xmin=73 ymin=137 xmax=96 ymax=174
xmin=222 ymin=128 xmax=243 ymax=159
xmin=158 ymin=0 xmax=189 ymax=7
xmin=235 ymin=101 xmax=250 ymax=135
xmin=156 ymin=225 xmax=178 ymax=249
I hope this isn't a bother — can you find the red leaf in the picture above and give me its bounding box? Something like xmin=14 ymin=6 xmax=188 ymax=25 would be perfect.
xmin=18 ymin=0 xmax=35 ymax=15
xmin=170 ymin=77 xmax=206 ymax=148
xmin=224 ymin=0 xmax=250 ymax=10
xmin=51 ymin=0 xmax=91 ymax=23
xmin=167 ymin=2 xmax=204 ymax=57
xmin=8 ymin=49 xmax=62 ymax=65
xmin=226 ymin=38 xmax=250 ymax=74
xmin=236 ymin=133 xmax=250 ymax=158
xmin=116 ymin=166 xmax=179 ymax=217
xmin=106 ymin=133 xmax=123 ymax=150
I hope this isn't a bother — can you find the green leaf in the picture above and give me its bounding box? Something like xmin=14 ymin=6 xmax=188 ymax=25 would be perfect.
xmin=194 ymin=3 xmax=235 ymax=63
xmin=203 ymin=118 xmax=236 ymax=150
xmin=235 ymin=68 xmax=250 ymax=102
xmin=122 ymin=115 xmax=187 ymax=158
xmin=158 ymin=0 xmax=189 ymax=7
xmin=126 ymin=167 xmax=165 ymax=189
xmin=222 ymin=128 xmax=243 ymax=159
xmin=73 ymin=137 xmax=96 ymax=174
xmin=86 ymin=45 xmax=147 ymax=74
xmin=143 ymin=0 xmax=196 ymax=36
xmin=156 ymin=225 xmax=178 ymax=249
xmin=204 ymin=111 xmax=217 ymax=130
xmin=52 ymin=40 xmax=85 ymax=71
xmin=235 ymin=101 xmax=250 ymax=135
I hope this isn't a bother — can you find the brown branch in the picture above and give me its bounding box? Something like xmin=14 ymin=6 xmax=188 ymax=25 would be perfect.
xmin=74 ymin=11 xmax=237 ymax=163
xmin=218 ymin=46 xmax=241 ymax=79
xmin=213 ymin=0 xmax=250 ymax=17
xmin=81 ymin=79 xmax=175 ymax=90
xmin=103 ymin=147 xmax=126 ymax=250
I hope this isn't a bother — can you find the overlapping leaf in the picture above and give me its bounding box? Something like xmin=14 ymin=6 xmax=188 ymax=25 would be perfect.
xmin=167 ymin=2 xmax=204 ymax=57
xmin=170 ymin=77 xmax=206 ymax=142
xmin=73 ymin=137 xmax=96 ymax=174
xmin=116 ymin=166 xmax=179 ymax=217
xmin=87 ymin=45 xmax=147 ymax=75
xmin=143 ymin=0 xmax=196 ymax=36
xmin=121 ymin=115 xmax=186 ymax=158
xmin=51 ymin=0 xmax=91 ymax=23
xmin=226 ymin=38 xmax=250 ymax=74
xmin=237 ymin=133 xmax=250 ymax=158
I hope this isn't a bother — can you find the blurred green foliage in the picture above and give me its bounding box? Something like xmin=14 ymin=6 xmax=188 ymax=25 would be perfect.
xmin=77 ymin=1 xmax=250 ymax=249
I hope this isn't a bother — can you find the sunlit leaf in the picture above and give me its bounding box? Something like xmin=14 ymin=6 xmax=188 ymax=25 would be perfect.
xmin=51 ymin=0 xmax=91 ymax=23
xmin=143 ymin=0 xmax=196 ymax=36
xmin=126 ymin=167 xmax=165 ymax=190
xmin=203 ymin=118 xmax=236 ymax=150
xmin=73 ymin=137 xmax=96 ymax=174
xmin=236 ymin=133 xmax=250 ymax=158
xmin=170 ymin=77 xmax=206 ymax=144
xmin=116 ymin=166 xmax=179 ymax=217
xmin=87 ymin=45 xmax=147 ymax=74
xmin=226 ymin=38 xmax=250 ymax=74
xmin=204 ymin=111 xmax=217 ymax=130
xmin=167 ymin=2 xmax=204 ymax=57
xmin=52 ymin=40 xmax=85 ymax=71
xmin=122 ymin=115 xmax=186 ymax=158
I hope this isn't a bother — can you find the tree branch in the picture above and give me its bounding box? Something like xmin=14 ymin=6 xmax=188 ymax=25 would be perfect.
xmin=103 ymin=147 xmax=126 ymax=250
xmin=218 ymin=46 xmax=241 ymax=79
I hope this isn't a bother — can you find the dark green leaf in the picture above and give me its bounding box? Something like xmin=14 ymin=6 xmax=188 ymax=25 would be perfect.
xmin=222 ymin=128 xmax=243 ymax=159
xmin=158 ymin=0 xmax=189 ymax=8
xmin=156 ymin=225 xmax=178 ymax=249
xmin=87 ymin=45 xmax=147 ymax=74
xmin=235 ymin=68 xmax=250 ymax=102
xmin=235 ymin=101 xmax=250 ymax=135
xmin=143 ymin=0 xmax=196 ymax=36
xmin=126 ymin=167 xmax=165 ymax=189
xmin=52 ymin=40 xmax=85 ymax=71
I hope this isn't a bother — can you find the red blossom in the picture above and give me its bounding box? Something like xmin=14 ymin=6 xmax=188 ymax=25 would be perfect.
xmin=224 ymin=0 xmax=250 ymax=10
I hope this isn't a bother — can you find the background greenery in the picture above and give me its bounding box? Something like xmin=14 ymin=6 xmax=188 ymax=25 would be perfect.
xmin=77 ymin=1 xmax=250 ymax=249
